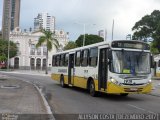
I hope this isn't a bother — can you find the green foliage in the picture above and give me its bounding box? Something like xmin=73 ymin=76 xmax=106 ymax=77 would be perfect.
xmin=0 ymin=55 xmax=7 ymax=61
xmin=150 ymin=41 xmax=160 ymax=54
xmin=36 ymin=29 xmax=59 ymax=51
xmin=132 ymin=10 xmax=160 ymax=53
xmin=75 ymin=34 xmax=104 ymax=47
xmin=64 ymin=41 xmax=77 ymax=50
xmin=36 ymin=29 xmax=60 ymax=74
xmin=0 ymin=39 xmax=17 ymax=61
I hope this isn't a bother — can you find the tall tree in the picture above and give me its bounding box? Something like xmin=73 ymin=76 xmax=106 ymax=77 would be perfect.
xmin=132 ymin=10 xmax=160 ymax=53
xmin=64 ymin=41 xmax=77 ymax=50
xmin=36 ymin=29 xmax=59 ymax=74
xmin=75 ymin=34 xmax=103 ymax=47
xmin=0 ymin=40 xmax=17 ymax=61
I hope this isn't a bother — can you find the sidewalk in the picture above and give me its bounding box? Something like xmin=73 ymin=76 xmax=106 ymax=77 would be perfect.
xmin=150 ymin=78 xmax=160 ymax=97
xmin=0 ymin=74 xmax=51 ymax=119
xmin=0 ymin=69 xmax=51 ymax=76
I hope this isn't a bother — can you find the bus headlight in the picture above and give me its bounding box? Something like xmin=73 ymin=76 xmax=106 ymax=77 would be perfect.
xmin=110 ymin=78 xmax=119 ymax=85
xmin=148 ymin=79 xmax=152 ymax=83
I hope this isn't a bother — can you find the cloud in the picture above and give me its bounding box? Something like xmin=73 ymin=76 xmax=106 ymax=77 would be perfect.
xmin=0 ymin=0 xmax=160 ymax=40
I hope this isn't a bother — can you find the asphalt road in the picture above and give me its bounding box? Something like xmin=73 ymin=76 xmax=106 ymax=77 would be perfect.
xmin=2 ymin=73 xmax=160 ymax=115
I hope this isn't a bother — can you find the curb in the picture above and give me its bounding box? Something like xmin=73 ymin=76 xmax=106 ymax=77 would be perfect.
xmin=152 ymin=77 xmax=160 ymax=80
xmin=148 ymin=93 xmax=160 ymax=97
xmin=0 ymin=71 xmax=50 ymax=77
xmin=34 ymin=85 xmax=55 ymax=120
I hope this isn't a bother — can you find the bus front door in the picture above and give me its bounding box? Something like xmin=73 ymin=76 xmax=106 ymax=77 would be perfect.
xmin=68 ymin=54 xmax=74 ymax=85
xmin=98 ymin=48 xmax=108 ymax=91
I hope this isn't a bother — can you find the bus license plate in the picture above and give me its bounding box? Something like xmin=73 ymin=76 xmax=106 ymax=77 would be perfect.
xmin=130 ymin=88 xmax=138 ymax=91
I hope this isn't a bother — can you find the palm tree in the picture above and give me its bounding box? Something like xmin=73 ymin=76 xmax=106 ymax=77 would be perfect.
xmin=36 ymin=29 xmax=59 ymax=74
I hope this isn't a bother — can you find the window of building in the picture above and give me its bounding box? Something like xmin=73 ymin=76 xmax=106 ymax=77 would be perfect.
xmin=37 ymin=47 xmax=41 ymax=55
xmin=42 ymin=59 xmax=46 ymax=70
xmin=14 ymin=57 xmax=19 ymax=69
xmin=36 ymin=58 xmax=41 ymax=70
xmin=81 ymin=49 xmax=89 ymax=66
xmin=30 ymin=44 xmax=35 ymax=55
xmin=43 ymin=45 xmax=47 ymax=55
xmin=75 ymin=51 xmax=81 ymax=66
xmin=89 ymin=47 xmax=98 ymax=66
xmin=16 ymin=42 xmax=20 ymax=49
xmin=30 ymin=58 xmax=35 ymax=70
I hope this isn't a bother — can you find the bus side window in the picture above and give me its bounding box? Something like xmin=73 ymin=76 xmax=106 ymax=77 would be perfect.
xmin=81 ymin=49 xmax=89 ymax=66
xmin=62 ymin=54 xmax=65 ymax=66
xmin=89 ymin=47 xmax=98 ymax=66
xmin=59 ymin=55 xmax=61 ymax=66
xmin=64 ymin=54 xmax=69 ymax=66
xmin=52 ymin=56 xmax=55 ymax=66
xmin=56 ymin=55 xmax=60 ymax=66
xmin=75 ymin=51 xmax=81 ymax=66
xmin=158 ymin=60 xmax=160 ymax=67
xmin=60 ymin=54 xmax=64 ymax=66
xmin=54 ymin=55 xmax=57 ymax=66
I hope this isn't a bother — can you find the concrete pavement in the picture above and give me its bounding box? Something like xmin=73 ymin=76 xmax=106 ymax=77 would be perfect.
xmin=150 ymin=78 xmax=160 ymax=97
xmin=0 ymin=73 xmax=54 ymax=119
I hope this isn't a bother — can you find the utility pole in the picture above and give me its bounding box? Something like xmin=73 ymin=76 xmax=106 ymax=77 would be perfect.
xmin=112 ymin=19 xmax=114 ymax=40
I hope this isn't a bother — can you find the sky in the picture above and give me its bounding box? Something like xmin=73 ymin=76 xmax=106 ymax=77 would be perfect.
xmin=0 ymin=0 xmax=160 ymax=41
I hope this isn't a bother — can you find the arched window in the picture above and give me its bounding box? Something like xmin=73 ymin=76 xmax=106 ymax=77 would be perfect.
xmin=14 ymin=57 xmax=19 ymax=69
xmin=30 ymin=58 xmax=35 ymax=70
xmin=42 ymin=59 xmax=46 ymax=70
xmin=36 ymin=58 xmax=41 ymax=70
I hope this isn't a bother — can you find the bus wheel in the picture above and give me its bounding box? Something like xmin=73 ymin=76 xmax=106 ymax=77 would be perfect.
xmin=120 ymin=93 xmax=129 ymax=96
xmin=89 ymin=80 xmax=97 ymax=97
xmin=60 ymin=76 xmax=65 ymax=88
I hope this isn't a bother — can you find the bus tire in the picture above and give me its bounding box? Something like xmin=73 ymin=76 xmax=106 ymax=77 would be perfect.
xmin=120 ymin=93 xmax=129 ymax=96
xmin=89 ymin=80 xmax=97 ymax=97
xmin=60 ymin=75 xmax=66 ymax=88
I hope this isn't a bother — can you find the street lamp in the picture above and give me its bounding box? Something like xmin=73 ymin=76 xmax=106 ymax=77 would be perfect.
xmin=75 ymin=22 xmax=96 ymax=46
xmin=83 ymin=24 xmax=85 ymax=46
xmin=74 ymin=22 xmax=86 ymax=46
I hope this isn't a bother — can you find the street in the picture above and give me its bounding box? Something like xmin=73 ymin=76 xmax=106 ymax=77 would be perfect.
xmin=1 ymin=72 xmax=160 ymax=115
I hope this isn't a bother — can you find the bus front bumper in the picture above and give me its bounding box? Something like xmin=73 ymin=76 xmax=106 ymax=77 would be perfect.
xmin=107 ymin=82 xmax=152 ymax=94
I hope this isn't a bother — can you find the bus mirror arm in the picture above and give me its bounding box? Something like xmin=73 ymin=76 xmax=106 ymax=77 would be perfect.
xmin=108 ymin=59 xmax=112 ymax=65
xmin=108 ymin=50 xmax=112 ymax=60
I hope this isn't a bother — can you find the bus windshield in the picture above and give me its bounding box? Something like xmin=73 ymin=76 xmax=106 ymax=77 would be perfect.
xmin=111 ymin=50 xmax=150 ymax=74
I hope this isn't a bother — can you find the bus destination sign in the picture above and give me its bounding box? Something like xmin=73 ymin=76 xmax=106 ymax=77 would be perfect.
xmin=111 ymin=41 xmax=150 ymax=50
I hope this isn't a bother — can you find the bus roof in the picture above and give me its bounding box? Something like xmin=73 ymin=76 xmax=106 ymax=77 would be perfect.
xmin=53 ymin=40 xmax=149 ymax=55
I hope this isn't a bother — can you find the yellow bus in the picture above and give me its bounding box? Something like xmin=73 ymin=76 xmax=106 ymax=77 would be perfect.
xmin=51 ymin=40 xmax=152 ymax=96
